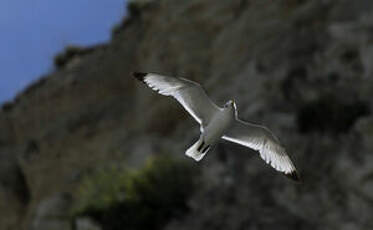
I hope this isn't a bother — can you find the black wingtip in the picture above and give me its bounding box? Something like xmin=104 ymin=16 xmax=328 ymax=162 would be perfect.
xmin=132 ymin=72 xmax=148 ymax=82
xmin=285 ymin=170 xmax=302 ymax=182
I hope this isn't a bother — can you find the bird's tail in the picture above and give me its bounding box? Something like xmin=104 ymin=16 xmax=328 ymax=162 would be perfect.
xmin=185 ymin=137 xmax=211 ymax=161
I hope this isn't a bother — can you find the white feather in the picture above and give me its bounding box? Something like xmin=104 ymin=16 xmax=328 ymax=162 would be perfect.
xmin=222 ymin=119 xmax=296 ymax=174
xmin=142 ymin=73 xmax=220 ymax=126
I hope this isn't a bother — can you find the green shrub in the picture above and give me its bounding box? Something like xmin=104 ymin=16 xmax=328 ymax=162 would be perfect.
xmin=73 ymin=166 xmax=128 ymax=214
xmin=73 ymin=155 xmax=199 ymax=230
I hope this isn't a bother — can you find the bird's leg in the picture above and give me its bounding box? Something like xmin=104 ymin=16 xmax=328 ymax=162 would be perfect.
xmin=202 ymin=145 xmax=211 ymax=153
xmin=197 ymin=141 xmax=205 ymax=152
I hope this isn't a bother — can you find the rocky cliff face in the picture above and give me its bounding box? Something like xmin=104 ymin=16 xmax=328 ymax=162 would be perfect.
xmin=2 ymin=0 xmax=373 ymax=229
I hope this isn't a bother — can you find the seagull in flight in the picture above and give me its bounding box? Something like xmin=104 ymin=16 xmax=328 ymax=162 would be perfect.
xmin=133 ymin=72 xmax=300 ymax=181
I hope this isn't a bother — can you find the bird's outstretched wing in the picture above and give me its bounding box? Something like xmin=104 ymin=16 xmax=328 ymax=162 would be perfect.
xmin=133 ymin=72 xmax=220 ymax=126
xmin=222 ymin=119 xmax=300 ymax=181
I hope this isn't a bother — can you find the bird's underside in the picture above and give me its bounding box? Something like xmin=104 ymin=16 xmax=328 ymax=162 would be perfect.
xmin=133 ymin=72 xmax=301 ymax=181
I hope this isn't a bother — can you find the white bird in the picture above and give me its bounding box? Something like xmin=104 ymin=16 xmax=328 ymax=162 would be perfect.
xmin=133 ymin=72 xmax=300 ymax=181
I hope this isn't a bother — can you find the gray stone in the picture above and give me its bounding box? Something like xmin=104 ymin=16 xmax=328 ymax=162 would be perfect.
xmin=76 ymin=218 xmax=102 ymax=230
xmin=32 ymin=193 xmax=72 ymax=230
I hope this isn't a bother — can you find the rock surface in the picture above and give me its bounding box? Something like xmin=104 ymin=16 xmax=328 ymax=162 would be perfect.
xmin=32 ymin=193 xmax=72 ymax=230
xmin=1 ymin=0 xmax=373 ymax=229
xmin=75 ymin=218 xmax=102 ymax=230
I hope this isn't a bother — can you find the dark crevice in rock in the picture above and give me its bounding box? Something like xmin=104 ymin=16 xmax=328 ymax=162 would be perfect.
xmin=234 ymin=0 xmax=250 ymax=18
xmin=0 ymin=152 xmax=31 ymax=206
xmin=22 ymin=139 xmax=40 ymax=162
xmin=282 ymin=66 xmax=308 ymax=102
xmin=296 ymin=95 xmax=370 ymax=134
xmin=340 ymin=48 xmax=359 ymax=63
xmin=11 ymin=167 xmax=31 ymax=205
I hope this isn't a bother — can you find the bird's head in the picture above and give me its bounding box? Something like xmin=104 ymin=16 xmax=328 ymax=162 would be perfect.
xmin=224 ymin=99 xmax=237 ymax=115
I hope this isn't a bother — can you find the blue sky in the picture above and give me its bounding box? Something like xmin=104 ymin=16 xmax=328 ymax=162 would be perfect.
xmin=0 ymin=0 xmax=126 ymax=103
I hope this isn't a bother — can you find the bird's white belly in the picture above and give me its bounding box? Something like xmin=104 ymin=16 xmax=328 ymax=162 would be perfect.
xmin=203 ymin=110 xmax=233 ymax=143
